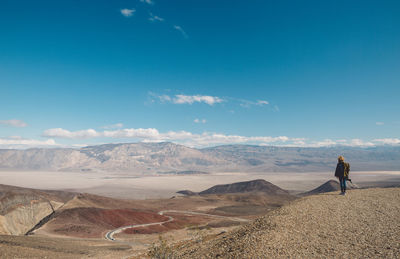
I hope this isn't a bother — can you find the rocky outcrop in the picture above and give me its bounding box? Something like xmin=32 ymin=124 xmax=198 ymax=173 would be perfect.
xmin=0 ymin=185 xmax=74 ymax=235
xmin=0 ymin=200 xmax=62 ymax=235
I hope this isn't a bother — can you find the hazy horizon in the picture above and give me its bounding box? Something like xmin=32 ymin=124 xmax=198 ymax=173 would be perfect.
xmin=2 ymin=140 xmax=400 ymax=150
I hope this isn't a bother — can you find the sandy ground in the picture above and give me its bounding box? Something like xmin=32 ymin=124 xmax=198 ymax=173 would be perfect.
xmin=0 ymin=170 xmax=399 ymax=199
xmin=0 ymin=234 xmax=134 ymax=259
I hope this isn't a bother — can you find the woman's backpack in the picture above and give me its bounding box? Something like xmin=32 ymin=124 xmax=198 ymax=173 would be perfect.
xmin=344 ymin=162 xmax=350 ymax=178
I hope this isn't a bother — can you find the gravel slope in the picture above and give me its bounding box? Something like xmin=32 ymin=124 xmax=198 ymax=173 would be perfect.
xmin=177 ymin=188 xmax=400 ymax=258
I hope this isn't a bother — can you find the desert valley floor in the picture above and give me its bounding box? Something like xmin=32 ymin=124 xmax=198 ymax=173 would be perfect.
xmin=0 ymin=170 xmax=399 ymax=199
xmin=0 ymin=171 xmax=399 ymax=258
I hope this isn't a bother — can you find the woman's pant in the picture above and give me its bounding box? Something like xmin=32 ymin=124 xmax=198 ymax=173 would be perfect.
xmin=339 ymin=177 xmax=346 ymax=193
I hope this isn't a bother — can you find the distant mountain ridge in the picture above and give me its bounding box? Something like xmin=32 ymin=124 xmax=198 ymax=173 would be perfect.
xmin=0 ymin=142 xmax=399 ymax=173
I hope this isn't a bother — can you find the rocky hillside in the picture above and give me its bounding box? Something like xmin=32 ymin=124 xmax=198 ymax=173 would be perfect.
xmin=0 ymin=185 xmax=75 ymax=235
xmin=176 ymin=187 xmax=400 ymax=258
xmin=199 ymin=179 xmax=289 ymax=195
xmin=0 ymin=142 xmax=399 ymax=173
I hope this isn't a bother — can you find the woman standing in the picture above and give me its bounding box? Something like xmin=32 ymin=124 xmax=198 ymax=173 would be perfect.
xmin=335 ymin=156 xmax=350 ymax=195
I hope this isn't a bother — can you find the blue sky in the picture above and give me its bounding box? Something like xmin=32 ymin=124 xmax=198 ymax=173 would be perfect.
xmin=1 ymin=0 xmax=399 ymax=148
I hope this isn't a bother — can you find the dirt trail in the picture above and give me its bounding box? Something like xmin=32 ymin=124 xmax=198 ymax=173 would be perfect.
xmin=177 ymin=188 xmax=400 ymax=258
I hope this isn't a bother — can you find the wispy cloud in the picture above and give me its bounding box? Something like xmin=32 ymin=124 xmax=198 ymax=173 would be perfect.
xmin=152 ymin=93 xmax=224 ymax=106
xmin=101 ymin=123 xmax=124 ymax=129
xmin=120 ymin=2 xmax=188 ymax=39
xmin=376 ymin=122 xmax=384 ymax=126
xmin=157 ymin=94 xmax=172 ymax=102
xmin=149 ymin=13 xmax=164 ymax=22
xmin=0 ymin=136 xmax=57 ymax=149
xmin=0 ymin=119 xmax=28 ymax=128
xmin=140 ymin=0 xmax=154 ymax=5
xmin=256 ymin=100 xmax=269 ymax=105
xmin=173 ymin=25 xmax=188 ymax=38
xmin=43 ymin=128 xmax=101 ymax=139
xmin=173 ymin=95 xmax=223 ymax=105
xmin=239 ymin=99 xmax=269 ymax=108
xmin=120 ymin=8 xmax=136 ymax=17
xmin=151 ymin=93 xmax=277 ymax=110
xmin=194 ymin=119 xmax=207 ymax=124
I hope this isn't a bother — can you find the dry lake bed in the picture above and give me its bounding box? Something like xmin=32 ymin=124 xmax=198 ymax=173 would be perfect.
xmin=0 ymin=170 xmax=399 ymax=199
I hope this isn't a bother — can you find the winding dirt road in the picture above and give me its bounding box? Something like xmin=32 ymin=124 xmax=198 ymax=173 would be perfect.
xmin=105 ymin=210 xmax=249 ymax=242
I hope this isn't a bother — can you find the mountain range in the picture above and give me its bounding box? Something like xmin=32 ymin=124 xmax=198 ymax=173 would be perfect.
xmin=0 ymin=142 xmax=399 ymax=173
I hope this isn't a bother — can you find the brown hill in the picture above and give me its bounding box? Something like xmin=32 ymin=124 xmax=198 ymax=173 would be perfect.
xmin=199 ymin=179 xmax=289 ymax=196
xmin=0 ymin=184 xmax=168 ymax=238
xmin=176 ymin=190 xmax=198 ymax=196
xmin=176 ymin=188 xmax=400 ymax=259
xmin=43 ymin=207 xmax=168 ymax=238
xmin=33 ymin=191 xmax=171 ymax=238
xmin=0 ymin=184 xmax=75 ymax=235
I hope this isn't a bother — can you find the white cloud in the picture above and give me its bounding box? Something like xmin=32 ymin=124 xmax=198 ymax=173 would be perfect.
xmin=312 ymin=139 xmax=339 ymax=147
xmin=173 ymin=25 xmax=188 ymax=38
xmin=140 ymin=0 xmax=154 ymax=5
xmin=256 ymin=100 xmax=269 ymax=106
xmin=149 ymin=13 xmax=164 ymax=22
xmin=280 ymin=138 xmax=377 ymax=148
xmin=373 ymin=138 xmax=400 ymax=145
xmin=304 ymin=138 xmax=376 ymax=148
xmin=0 ymin=119 xmax=28 ymax=128
xmin=41 ymin=127 xmax=400 ymax=148
xmin=173 ymin=95 xmax=223 ymax=105
xmin=194 ymin=119 xmax=207 ymax=124
xmin=347 ymin=139 xmax=375 ymax=147
xmin=0 ymin=137 xmax=57 ymax=149
xmin=154 ymin=94 xmax=223 ymax=106
xmin=120 ymin=8 xmax=136 ymax=17
xmin=43 ymin=128 xmax=100 ymax=139
xmin=101 ymin=123 xmax=124 ymax=129
xmin=238 ymin=99 xmax=269 ymax=108
xmin=158 ymin=94 xmax=172 ymax=102
xmin=151 ymin=93 xmax=275 ymax=109
xmin=103 ymin=128 xmax=160 ymax=139
xmin=43 ymin=128 xmax=160 ymax=140
xmin=376 ymin=122 xmax=384 ymax=126
xmin=41 ymin=127 xmax=296 ymax=147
